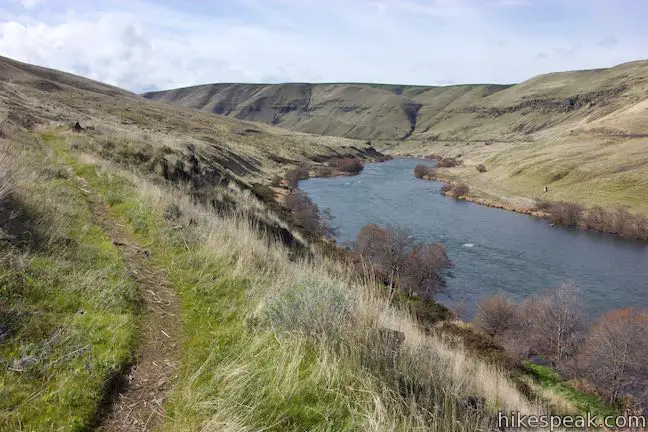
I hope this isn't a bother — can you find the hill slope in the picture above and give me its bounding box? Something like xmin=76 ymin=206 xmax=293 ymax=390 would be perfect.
xmin=0 ymin=56 xmax=387 ymax=189
xmin=145 ymin=61 xmax=648 ymax=214
xmin=2 ymin=55 xmax=588 ymax=431
xmin=143 ymin=61 xmax=648 ymax=142
xmin=144 ymin=82 xmax=440 ymax=140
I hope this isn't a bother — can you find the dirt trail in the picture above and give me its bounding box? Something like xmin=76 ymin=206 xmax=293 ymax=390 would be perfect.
xmin=75 ymin=177 xmax=180 ymax=431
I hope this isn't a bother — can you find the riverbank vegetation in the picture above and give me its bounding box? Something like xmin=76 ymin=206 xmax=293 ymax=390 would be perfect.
xmin=354 ymin=224 xmax=450 ymax=300
xmin=414 ymin=164 xmax=648 ymax=240
xmin=441 ymin=182 xmax=470 ymax=197
xmin=327 ymin=156 xmax=364 ymax=174
xmin=285 ymin=190 xmax=336 ymax=239
xmin=413 ymin=165 xmax=470 ymax=197
xmin=285 ymin=166 xmax=310 ymax=189
xmin=473 ymin=284 xmax=648 ymax=413
xmin=437 ymin=157 xmax=463 ymax=168
xmin=536 ymin=200 xmax=648 ymax=240
xmin=417 ymin=154 xmax=464 ymax=168
xmin=283 ymin=156 xmax=364 ymax=190
xmin=414 ymin=164 xmax=434 ymax=179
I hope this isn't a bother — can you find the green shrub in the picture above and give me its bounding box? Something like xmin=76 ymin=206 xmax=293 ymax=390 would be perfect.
xmin=262 ymin=279 xmax=355 ymax=341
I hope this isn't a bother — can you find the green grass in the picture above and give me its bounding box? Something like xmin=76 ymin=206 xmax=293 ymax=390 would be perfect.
xmin=526 ymin=363 xmax=617 ymax=417
xmin=53 ymin=130 xmax=504 ymax=431
xmin=389 ymin=135 xmax=648 ymax=217
xmin=0 ymin=135 xmax=138 ymax=430
xmin=60 ymin=141 xmax=381 ymax=431
xmin=2 ymin=129 xmax=546 ymax=431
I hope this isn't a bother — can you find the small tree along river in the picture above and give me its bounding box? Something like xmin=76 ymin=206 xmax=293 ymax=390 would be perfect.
xmin=300 ymin=158 xmax=648 ymax=318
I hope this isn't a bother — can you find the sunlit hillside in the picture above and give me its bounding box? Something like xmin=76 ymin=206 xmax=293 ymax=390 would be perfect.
xmin=146 ymin=61 xmax=648 ymax=214
xmin=0 ymin=55 xmax=591 ymax=431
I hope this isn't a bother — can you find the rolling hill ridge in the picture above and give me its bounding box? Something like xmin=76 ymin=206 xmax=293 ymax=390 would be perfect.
xmin=143 ymin=61 xmax=648 ymax=143
xmin=144 ymin=61 xmax=648 ymax=215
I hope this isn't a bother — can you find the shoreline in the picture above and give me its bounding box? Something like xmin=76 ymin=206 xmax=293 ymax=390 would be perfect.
xmin=417 ymin=172 xmax=648 ymax=242
xmin=282 ymin=155 xmax=647 ymax=242
xmin=418 ymin=172 xmax=550 ymax=219
xmin=292 ymin=156 xmax=552 ymax=222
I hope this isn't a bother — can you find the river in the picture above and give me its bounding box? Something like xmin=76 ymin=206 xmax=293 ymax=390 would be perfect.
xmin=299 ymin=158 xmax=648 ymax=319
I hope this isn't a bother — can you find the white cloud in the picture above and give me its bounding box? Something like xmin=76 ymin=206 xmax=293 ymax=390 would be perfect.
xmin=10 ymin=0 xmax=42 ymax=9
xmin=0 ymin=0 xmax=646 ymax=92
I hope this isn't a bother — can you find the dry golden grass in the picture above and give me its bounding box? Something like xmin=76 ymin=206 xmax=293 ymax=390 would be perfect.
xmin=0 ymin=55 xmax=378 ymax=192
xmin=144 ymin=59 xmax=648 ymax=215
xmin=0 ymin=144 xmax=12 ymax=201
xmin=0 ymin=54 xmax=615 ymax=430
xmin=394 ymin=132 xmax=648 ymax=215
xmin=65 ymin=141 xmax=555 ymax=430
xmin=145 ymin=82 xmax=426 ymax=140
xmin=146 ymin=61 xmax=648 ymax=143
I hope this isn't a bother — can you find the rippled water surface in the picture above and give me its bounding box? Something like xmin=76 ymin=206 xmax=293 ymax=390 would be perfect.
xmin=300 ymin=158 xmax=648 ymax=317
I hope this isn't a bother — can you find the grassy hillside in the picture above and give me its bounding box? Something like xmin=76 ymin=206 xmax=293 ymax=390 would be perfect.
xmin=144 ymin=82 xmax=430 ymax=141
xmin=145 ymin=61 xmax=648 ymax=215
xmin=0 ymin=56 xmax=382 ymax=187
xmin=144 ymin=61 xmax=648 ymax=143
xmin=0 ymin=56 xmax=606 ymax=431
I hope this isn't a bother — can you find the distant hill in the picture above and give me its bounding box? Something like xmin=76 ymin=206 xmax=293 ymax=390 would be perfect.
xmin=143 ymin=61 xmax=648 ymax=142
xmin=144 ymin=61 xmax=648 ymax=214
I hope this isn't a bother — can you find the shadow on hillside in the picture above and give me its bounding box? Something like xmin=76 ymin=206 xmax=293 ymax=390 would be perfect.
xmin=0 ymin=194 xmax=49 ymax=250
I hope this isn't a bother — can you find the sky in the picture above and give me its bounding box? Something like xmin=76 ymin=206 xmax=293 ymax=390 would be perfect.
xmin=0 ymin=0 xmax=647 ymax=92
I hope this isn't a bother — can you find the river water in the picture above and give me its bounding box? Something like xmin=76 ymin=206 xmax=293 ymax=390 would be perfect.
xmin=300 ymin=158 xmax=648 ymax=318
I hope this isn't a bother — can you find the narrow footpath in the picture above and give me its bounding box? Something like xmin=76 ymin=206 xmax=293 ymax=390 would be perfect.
xmin=75 ymin=175 xmax=180 ymax=431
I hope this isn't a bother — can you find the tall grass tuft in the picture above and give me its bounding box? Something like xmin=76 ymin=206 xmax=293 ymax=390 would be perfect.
xmin=0 ymin=144 xmax=14 ymax=201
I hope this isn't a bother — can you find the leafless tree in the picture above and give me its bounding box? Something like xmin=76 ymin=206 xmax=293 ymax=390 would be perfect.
xmin=635 ymin=215 xmax=648 ymax=241
xmin=549 ymin=202 xmax=584 ymax=227
xmin=414 ymin=164 xmax=431 ymax=179
xmin=581 ymin=205 xmax=607 ymax=231
xmin=440 ymin=183 xmax=453 ymax=194
xmin=437 ymin=157 xmax=461 ymax=168
xmin=356 ymin=224 xmax=416 ymax=289
xmin=400 ymin=242 xmax=450 ymax=299
xmin=355 ymin=225 xmax=450 ymax=298
xmin=452 ymin=183 xmax=470 ymax=197
xmin=533 ymin=282 xmax=586 ymax=362
xmin=494 ymin=283 xmax=585 ymax=363
xmin=473 ymin=294 xmax=516 ymax=338
xmin=611 ymin=206 xmax=632 ymax=235
xmin=501 ymin=297 xmax=545 ymax=359
xmin=285 ymin=191 xmax=334 ymax=238
xmin=327 ymin=157 xmax=364 ymax=174
xmin=575 ymin=308 xmax=648 ymax=404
